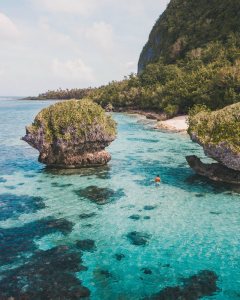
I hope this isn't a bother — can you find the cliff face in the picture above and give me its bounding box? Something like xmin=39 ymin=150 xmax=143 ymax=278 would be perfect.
xmin=22 ymin=99 xmax=117 ymax=168
xmin=138 ymin=0 xmax=240 ymax=73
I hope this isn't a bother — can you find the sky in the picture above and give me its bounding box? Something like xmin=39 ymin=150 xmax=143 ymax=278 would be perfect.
xmin=0 ymin=0 xmax=170 ymax=96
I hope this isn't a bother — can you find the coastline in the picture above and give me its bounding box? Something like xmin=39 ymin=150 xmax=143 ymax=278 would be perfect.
xmin=125 ymin=110 xmax=188 ymax=133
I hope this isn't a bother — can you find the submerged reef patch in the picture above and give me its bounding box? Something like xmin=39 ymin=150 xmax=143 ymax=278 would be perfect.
xmin=75 ymin=186 xmax=125 ymax=205
xmin=0 ymin=193 xmax=45 ymax=221
xmin=0 ymin=217 xmax=74 ymax=265
xmin=0 ymin=246 xmax=90 ymax=299
xmin=127 ymin=231 xmax=151 ymax=246
xmin=146 ymin=270 xmax=218 ymax=299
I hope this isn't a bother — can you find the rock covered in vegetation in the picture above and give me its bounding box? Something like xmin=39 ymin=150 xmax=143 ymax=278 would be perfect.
xmin=138 ymin=0 xmax=240 ymax=72
xmin=188 ymin=103 xmax=240 ymax=171
xmin=187 ymin=103 xmax=240 ymax=183
xmin=22 ymin=99 xmax=116 ymax=168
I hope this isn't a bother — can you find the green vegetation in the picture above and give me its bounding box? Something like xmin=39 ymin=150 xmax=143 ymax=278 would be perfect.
xmin=188 ymin=102 xmax=240 ymax=152
xmin=27 ymin=99 xmax=116 ymax=142
xmin=138 ymin=0 xmax=240 ymax=70
xmin=31 ymin=0 xmax=240 ymax=118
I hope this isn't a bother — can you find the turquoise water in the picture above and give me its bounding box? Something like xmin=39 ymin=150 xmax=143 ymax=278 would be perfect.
xmin=0 ymin=98 xmax=239 ymax=299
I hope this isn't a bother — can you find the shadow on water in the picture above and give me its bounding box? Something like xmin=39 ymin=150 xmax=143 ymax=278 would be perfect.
xmin=132 ymin=160 xmax=240 ymax=194
xmin=43 ymin=164 xmax=112 ymax=180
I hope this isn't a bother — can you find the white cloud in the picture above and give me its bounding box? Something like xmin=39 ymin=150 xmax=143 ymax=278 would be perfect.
xmin=0 ymin=13 xmax=20 ymax=40
xmin=52 ymin=58 xmax=94 ymax=82
xmin=84 ymin=22 xmax=114 ymax=51
xmin=36 ymin=0 xmax=101 ymax=15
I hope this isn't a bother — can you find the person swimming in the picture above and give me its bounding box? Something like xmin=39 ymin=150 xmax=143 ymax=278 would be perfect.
xmin=155 ymin=175 xmax=161 ymax=183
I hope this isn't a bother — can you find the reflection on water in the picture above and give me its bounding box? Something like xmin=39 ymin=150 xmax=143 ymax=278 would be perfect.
xmin=0 ymin=99 xmax=239 ymax=299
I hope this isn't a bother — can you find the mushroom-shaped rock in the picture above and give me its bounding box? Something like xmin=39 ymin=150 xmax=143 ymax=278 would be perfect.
xmin=188 ymin=103 xmax=240 ymax=171
xmin=22 ymin=99 xmax=117 ymax=168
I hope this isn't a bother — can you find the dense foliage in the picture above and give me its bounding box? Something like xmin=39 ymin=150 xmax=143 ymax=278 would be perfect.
xmin=138 ymin=0 xmax=240 ymax=71
xmin=188 ymin=102 xmax=240 ymax=152
xmin=31 ymin=0 xmax=240 ymax=118
xmin=27 ymin=99 xmax=116 ymax=142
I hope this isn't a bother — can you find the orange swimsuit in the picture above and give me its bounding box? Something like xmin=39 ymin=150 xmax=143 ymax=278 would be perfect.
xmin=155 ymin=177 xmax=161 ymax=183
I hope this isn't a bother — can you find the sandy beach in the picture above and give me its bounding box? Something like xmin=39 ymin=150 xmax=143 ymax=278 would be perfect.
xmin=154 ymin=115 xmax=188 ymax=133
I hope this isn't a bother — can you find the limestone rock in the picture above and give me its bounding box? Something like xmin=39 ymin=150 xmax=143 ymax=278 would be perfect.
xmin=22 ymin=99 xmax=116 ymax=168
xmin=186 ymin=155 xmax=240 ymax=184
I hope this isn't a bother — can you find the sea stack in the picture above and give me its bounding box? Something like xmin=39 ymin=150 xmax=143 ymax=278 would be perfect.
xmin=186 ymin=103 xmax=240 ymax=184
xmin=22 ymin=99 xmax=117 ymax=168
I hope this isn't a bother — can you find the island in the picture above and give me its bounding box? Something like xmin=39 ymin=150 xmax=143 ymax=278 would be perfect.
xmin=22 ymin=99 xmax=117 ymax=168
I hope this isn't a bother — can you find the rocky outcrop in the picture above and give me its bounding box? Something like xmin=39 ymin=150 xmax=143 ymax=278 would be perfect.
xmin=187 ymin=103 xmax=240 ymax=183
xmin=186 ymin=156 xmax=240 ymax=184
xmin=138 ymin=0 xmax=240 ymax=72
xmin=22 ymin=99 xmax=116 ymax=168
xmin=190 ymin=133 xmax=240 ymax=172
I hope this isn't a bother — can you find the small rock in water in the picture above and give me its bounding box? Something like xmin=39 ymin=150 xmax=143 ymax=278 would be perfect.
xmin=115 ymin=254 xmax=125 ymax=261
xmin=0 ymin=177 xmax=7 ymax=183
xmin=76 ymin=239 xmax=96 ymax=252
xmin=210 ymin=211 xmax=222 ymax=215
xmin=129 ymin=214 xmax=141 ymax=221
xmin=195 ymin=193 xmax=205 ymax=198
xmin=162 ymin=264 xmax=171 ymax=268
xmin=79 ymin=212 xmax=97 ymax=219
xmin=99 ymin=270 xmax=112 ymax=278
xmin=144 ymin=205 xmax=156 ymax=211
xmin=144 ymin=216 xmax=151 ymax=220
xmin=127 ymin=231 xmax=151 ymax=246
xmin=141 ymin=268 xmax=152 ymax=275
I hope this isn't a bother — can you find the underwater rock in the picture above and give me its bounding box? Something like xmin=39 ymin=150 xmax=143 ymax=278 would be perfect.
xmin=144 ymin=216 xmax=151 ymax=220
xmin=141 ymin=268 xmax=152 ymax=275
xmin=75 ymin=186 xmax=125 ymax=205
xmin=146 ymin=270 xmax=218 ymax=300
xmin=0 ymin=193 xmax=45 ymax=221
xmin=0 ymin=217 xmax=74 ymax=265
xmin=22 ymin=99 xmax=116 ymax=168
xmin=115 ymin=254 xmax=125 ymax=261
xmin=79 ymin=212 xmax=97 ymax=219
xmin=144 ymin=205 xmax=156 ymax=211
xmin=129 ymin=214 xmax=141 ymax=220
xmin=127 ymin=231 xmax=151 ymax=246
xmin=0 ymin=246 xmax=90 ymax=299
xmin=76 ymin=239 xmax=96 ymax=252
xmin=45 ymin=218 xmax=74 ymax=234
xmin=186 ymin=155 xmax=240 ymax=184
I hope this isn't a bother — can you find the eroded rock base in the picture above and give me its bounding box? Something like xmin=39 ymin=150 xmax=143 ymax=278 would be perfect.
xmin=42 ymin=150 xmax=111 ymax=169
xmin=186 ymin=155 xmax=240 ymax=184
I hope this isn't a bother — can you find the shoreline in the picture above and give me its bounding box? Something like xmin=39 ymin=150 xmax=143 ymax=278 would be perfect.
xmin=125 ymin=110 xmax=188 ymax=133
xmin=154 ymin=115 xmax=188 ymax=133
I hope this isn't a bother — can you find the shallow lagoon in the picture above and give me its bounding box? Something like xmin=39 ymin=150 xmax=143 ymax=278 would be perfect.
xmin=0 ymin=99 xmax=239 ymax=299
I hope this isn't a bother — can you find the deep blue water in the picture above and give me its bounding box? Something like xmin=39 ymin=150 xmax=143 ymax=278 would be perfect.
xmin=0 ymin=98 xmax=239 ymax=299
